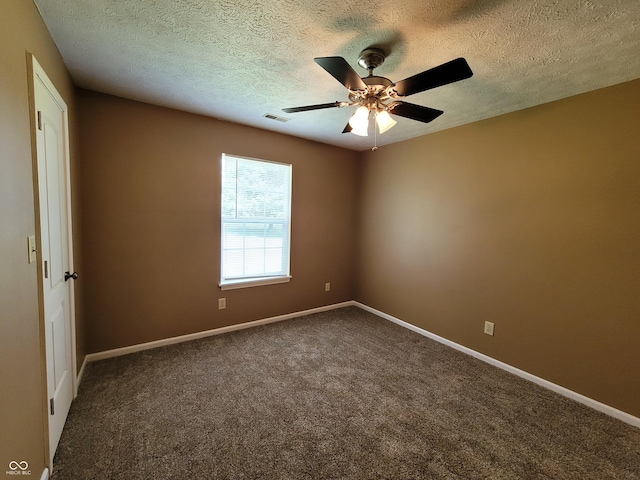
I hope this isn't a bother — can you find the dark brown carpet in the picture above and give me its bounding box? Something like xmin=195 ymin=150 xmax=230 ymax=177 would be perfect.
xmin=52 ymin=307 xmax=639 ymax=479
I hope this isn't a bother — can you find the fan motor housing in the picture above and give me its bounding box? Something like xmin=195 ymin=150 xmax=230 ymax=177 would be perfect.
xmin=363 ymin=76 xmax=392 ymax=87
xmin=349 ymin=76 xmax=394 ymax=105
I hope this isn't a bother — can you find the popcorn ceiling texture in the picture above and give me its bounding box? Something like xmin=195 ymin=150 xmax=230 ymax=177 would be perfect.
xmin=35 ymin=0 xmax=640 ymax=150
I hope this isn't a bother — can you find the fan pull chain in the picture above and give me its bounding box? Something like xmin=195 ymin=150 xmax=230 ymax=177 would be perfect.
xmin=372 ymin=112 xmax=379 ymax=151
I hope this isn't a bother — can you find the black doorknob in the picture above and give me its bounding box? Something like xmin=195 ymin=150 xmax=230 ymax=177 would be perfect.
xmin=64 ymin=271 xmax=78 ymax=281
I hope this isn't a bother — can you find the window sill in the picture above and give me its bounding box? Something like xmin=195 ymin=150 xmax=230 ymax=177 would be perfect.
xmin=219 ymin=275 xmax=292 ymax=291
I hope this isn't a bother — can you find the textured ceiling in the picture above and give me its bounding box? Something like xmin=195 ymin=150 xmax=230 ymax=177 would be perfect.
xmin=34 ymin=0 xmax=640 ymax=151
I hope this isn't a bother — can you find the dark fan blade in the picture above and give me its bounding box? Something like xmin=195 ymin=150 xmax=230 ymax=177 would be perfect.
xmin=342 ymin=122 xmax=352 ymax=134
xmin=314 ymin=57 xmax=367 ymax=92
xmin=283 ymin=101 xmax=344 ymax=113
xmin=388 ymin=101 xmax=444 ymax=123
xmin=393 ymin=58 xmax=473 ymax=97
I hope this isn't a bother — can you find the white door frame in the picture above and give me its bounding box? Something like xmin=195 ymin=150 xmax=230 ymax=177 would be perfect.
xmin=28 ymin=54 xmax=78 ymax=467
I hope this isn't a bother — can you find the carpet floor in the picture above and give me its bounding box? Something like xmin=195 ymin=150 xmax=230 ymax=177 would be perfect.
xmin=52 ymin=307 xmax=639 ymax=479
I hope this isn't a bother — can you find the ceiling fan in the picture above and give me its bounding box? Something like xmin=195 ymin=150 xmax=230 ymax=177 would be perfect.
xmin=283 ymin=48 xmax=473 ymax=137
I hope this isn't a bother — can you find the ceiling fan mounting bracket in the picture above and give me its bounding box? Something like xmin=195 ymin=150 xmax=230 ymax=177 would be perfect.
xmin=357 ymin=48 xmax=386 ymax=72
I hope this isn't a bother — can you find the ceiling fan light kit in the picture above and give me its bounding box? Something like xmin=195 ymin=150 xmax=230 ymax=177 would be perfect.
xmin=348 ymin=105 xmax=370 ymax=136
xmin=283 ymin=47 xmax=473 ymax=143
xmin=375 ymin=110 xmax=397 ymax=134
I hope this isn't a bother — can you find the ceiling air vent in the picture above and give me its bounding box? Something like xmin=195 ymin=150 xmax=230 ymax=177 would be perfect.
xmin=263 ymin=113 xmax=290 ymax=122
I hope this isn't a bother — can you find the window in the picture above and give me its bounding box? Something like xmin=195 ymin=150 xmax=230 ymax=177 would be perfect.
xmin=220 ymin=154 xmax=292 ymax=290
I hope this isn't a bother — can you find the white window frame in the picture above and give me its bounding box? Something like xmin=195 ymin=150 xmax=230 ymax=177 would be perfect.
xmin=219 ymin=154 xmax=292 ymax=290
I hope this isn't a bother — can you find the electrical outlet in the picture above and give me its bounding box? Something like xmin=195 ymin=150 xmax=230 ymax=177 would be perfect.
xmin=484 ymin=321 xmax=495 ymax=336
xmin=325 ymin=282 xmax=331 ymax=292
xmin=218 ymin=298 xmax=226 ymax=310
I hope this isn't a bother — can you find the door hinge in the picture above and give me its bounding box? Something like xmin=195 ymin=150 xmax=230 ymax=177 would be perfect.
xmin=50 ymin=398 xmax=55 ymax=415
xmin=44 ymin=260 xmax=48 ymax=279
xmin=37 ymin=111 xmax=42 ymax=131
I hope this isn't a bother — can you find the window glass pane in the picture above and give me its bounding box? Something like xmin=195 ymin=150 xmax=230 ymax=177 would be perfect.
xmin=245 ymin=224 xmax=266 ymax=248
xmin=244 ymin=249 xmax=264 ymax=276
xmin=264 ymin=193 xmax=287 ymax=218
xmin=266 ymin=235 xmax=282 ymax=248
xmin=237 ymin=190 xmax=264 ymax=218
xmin=221 ymin=157 xmax=238 ymax=218
xmin=223 ymin=224 xmax=244 ymax=248
xmin=223 ymin=250 xmax=244 ymax=278
xmin=265 ymin=248 xmax=283 ymax=273
xmin=221 ymin=189 xmax=236 ymax=218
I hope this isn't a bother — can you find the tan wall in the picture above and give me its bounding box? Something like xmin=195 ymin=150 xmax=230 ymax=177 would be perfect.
xmin=77 ymin=90 xmax=359 ymax=353
xmin=355 ymin=78 xmax=640 ymax=417
xmin=0 ymin=0 xmax=82 ymax=473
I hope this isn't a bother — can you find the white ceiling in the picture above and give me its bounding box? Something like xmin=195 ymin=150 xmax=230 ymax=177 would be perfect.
xmin=34 ymin=0 xmax=640 ymax=151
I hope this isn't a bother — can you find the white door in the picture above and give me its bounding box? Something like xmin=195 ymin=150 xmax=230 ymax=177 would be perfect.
xmin=31 ymin=56 xmax=76 ymax=465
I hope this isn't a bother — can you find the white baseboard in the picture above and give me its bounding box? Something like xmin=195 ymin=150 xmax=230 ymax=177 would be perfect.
xmin=75 ymin=356 xmax=88 ymax=395
xmin=354 ymin=301 xmax=640 ymax=429
xmin=40 ymin=467 xmax=49 ymax=480
xmin=85 ymin=301 xmax=354 ymax=363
